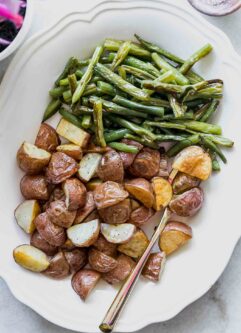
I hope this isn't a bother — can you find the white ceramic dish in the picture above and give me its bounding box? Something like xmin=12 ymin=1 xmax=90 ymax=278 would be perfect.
xmin=0 ymin=1 xmax=241 ymax=332
xmin=0 ymin=0 xmax=33 ymax=61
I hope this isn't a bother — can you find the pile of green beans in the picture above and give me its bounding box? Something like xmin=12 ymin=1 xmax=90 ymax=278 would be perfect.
xmin=42 ymin=35 xmax=233 ymax=170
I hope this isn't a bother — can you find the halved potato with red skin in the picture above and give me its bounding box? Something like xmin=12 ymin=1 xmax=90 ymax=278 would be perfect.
xmin=88 ymin=248 xmax=117 ymax=273
xmin=125 ymin=178 xmax=154 ymax=208
xmin=142 ymin=252 xmax=166 ymax=282
xmin=78 ymin=153 xmax=102 ymax=182
xmin=13 ymin=244 xmax=50 ymax=272
xmin=172 ymin=145 xmax=212 ymax=180
xmin=63 ymin=178 xmax=87 ymax=211
xmin=35 ymin=123 xmax=60 ymax=153
xmin=15 ymin=200 xmax=40 ymax=234
xmin=46 ymin=200 xmax=76 ymax=228
xmin=172 ymin=172 xmax=200 ymax=194
xmin=93 ymin=234 xmax=117 ymax=257
xmin=43 ymin=251 xmax=70 ymax=279
xmin=74 ymin=192 xmax=96 ymax=225
xmin=30 ymin=231 xmax=58 ymax=256
xmin=34 ymin=212 xmax=66 ymax=247
xmin=46 ymin=152 xmax=78 ymax=184
xmin=94 ymin=181 xmax=129 ymax=210
xmin=56 ymin=144 xmax=83 ymax=160
xmin=97 ymin=150 xmax=124 ymax=183
xmin=64 ymin=249 xmax=87 ymax=273
xmin=159 ymin=221 xmax=192 ymax=255
xmin=117 ymin=229 xmax=149 ymax=258
xmin=152 ymin=177 xmax=173 ymax=211
xmin=129 ymin=206 xmax=154 ymax=227
xmin=119 ymin=139 xmax=143 ymax=169
xmin=20 ymin=175 xmax=50 ymax=201
xmin=102 ymin=254 xmax=135 ymax=285
xmin=17 ymin=142 xmax=51 ymax=175
xmin=98 ymin=199 xmax=131 ymax=224
xmin=129 ymin=147 xmax=160 ymax=179
xmin=101 ymin=223 xmax=136 ymax=244
xmin=71 ymin=269 xmax=101 ymax=300
xmin=67 ymin=219 xmax=100 ymax=247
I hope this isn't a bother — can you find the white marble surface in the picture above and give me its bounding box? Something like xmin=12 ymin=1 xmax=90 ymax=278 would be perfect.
xmin=0 ymin=1 xmax=240 ymax=332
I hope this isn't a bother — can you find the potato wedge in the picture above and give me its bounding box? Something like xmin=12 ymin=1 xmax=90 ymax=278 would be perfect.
xmin=15 ymin=200 xmax=40 ymax=234
xmin=98 ymin=199 xmax=131 ymax=224
xmin=17 ymin=142 xmax=51 ymax=175
xmin=172 ymin=145 xmax=212 ymax=180
xmin=142 ymin=252 xmax=166 ymax=282
xmin=30 ymin=231 xmax=58 ymax=256
xmin=130 ymin=206 xmax=154 ymax=227
xmin=152 ymin=177 xmax=173 ymax=211
xmin=159 ymin=221 xmax=192 ymax=255
xmin=46 ymin=200 xmax=76 ymax=228
xmin=35 ymin=123 xmax=60 ymax=153
xmin=56 ymin=118 xmax=90 ymax=147
xmin=129 ymin=148 xmax=160 ymax=179
xmin=43 ymin=251 xmax=70 ymax=279
xmin=101 ymin=223 xmax=136 ymax=244
xmin=56 ymin=144 xmax=83 ymax=160
xmin=72 ymin=269 xmax=101 ymax=301
xmin=13 ymin=244 xmax=50 ymax=272
xmin=63 ymin=178 xmax=87 ymax=210
xmin=172 ymin=172 xmax=200 ymax=194
xmin=94 ymin=181 xmax=129 ymax=210
xmin=64 ymin=249 xmax=87 ymax=273
xmin=78 ymin=153 xmax=102 ymax=182
xmin=125 ymin=178 xmax=154 ymax=208
xmin=20 ymin=175 xmax=50 ymax=201
xmin=34 ymin=212 xmax=66 ymax=247
xmin=74 ymin=192 xmax=96 ymax=225
xmin=88 ymin=248 xmax=117 ymax=273
xmin=67 ymin=219 xmax=100 ymax=247
xmin=46 ymin=152 xmax=78 ymax=184
xmin=93 ymin=234 xmax=117 ymax=257
xmin=117 ymin=229 xmax=149 ymax=258
xmin=86 ymin=178 xmax=103 ymax=191
xmin=102 ymin=254 xmax=135 ymax=285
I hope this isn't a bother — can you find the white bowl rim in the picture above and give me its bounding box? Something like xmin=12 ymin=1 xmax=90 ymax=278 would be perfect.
xmin=0 ymin=1 xmax=241 ymax=332
xmin=0 ymin=0 xmax=34 ymax=61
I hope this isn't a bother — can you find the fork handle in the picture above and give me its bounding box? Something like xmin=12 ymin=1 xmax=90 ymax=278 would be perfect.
xmin=99 ymin=208 xmax=171 ymax=333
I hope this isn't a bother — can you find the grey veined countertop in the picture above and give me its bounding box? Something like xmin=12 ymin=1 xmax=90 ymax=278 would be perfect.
xmin=0 ymin=1 xmax=240 ymax=332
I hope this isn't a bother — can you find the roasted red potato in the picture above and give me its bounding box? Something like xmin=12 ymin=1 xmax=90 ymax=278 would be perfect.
xmin=15 ymin=200 xmax=40 ymax=234
xmin=119 ymin=139 xmax=143 ymax=169
xmin=56 ymin=118 xmax=90 ymax=147
xmin=13 ymin=244 xmax=50 ymax=272
xmin=35 ymin=123 xmax=60 ymax=153
xmin=63 ymin=178 xmax=87 ymax=211
xmin=93 ymin=181 xmax=129 ymax=210
xmin=101 ymin=223 xmax=136 ymax=244
xmin=71 ymin=269 xmax=101 ymax=300
xmin=125 ymin=178 xmax=154 ymax=208
xmin=74 ymin=192 xmax=96 ymax=225
xmin=88 ymin=248 xmax=117 ymax=273
xmin=129 ymin=206 xmax=154 ymax=227
xmin=98 ymin=199 xmax=131 ymax=224
xmin=17 ymin=142 xmax=51 ymax=175
xmin=129 ymin=147 xmax=160 ymax=179
xmin=93 ymin=234 xmax=117 ymax=257
xmin=43 ymin=251 xmax=70 ymax=279
xmin=56 ymin=144 xmax=83 ymax=160
xmin=172 ymin=172 xmax=200 ymax=194
xmin=159 ymin=221 xmax=192 ymax=255
xmin=64 ymin=248 xmax=87 ymax=273
xmin=97 ymin=150 xmax=124 ymax=183
xmin=142 ymin=252 xmax=166 ymax=281
xmin=34 ymin=212 xmax=66 ymax=247
xmin=152 ymin=177 xmax=173 ymax=211
xmin=20 ymin=175 xmax=50 ymax=201
xmin=117 ymin=229 xmax=149 ymax=258
xmin=172 ymin=145 xmax=212 ymax=180
xmin=67 ymin=219 xmax=100 ymax=247
xmin=169 ymin=187 xmax=204 ymax=217
xmin=78 ymin=153 xmax=102 ymax=182
xmin=30 ymin=231 xmax=58 ymax=256
xmin=46 ymin=152 xmax=78 ymax=184
xmin=102 ymin=254 xmax=135 ymax=285
xmin=46 ymin=200 xmax=76 ymax=228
